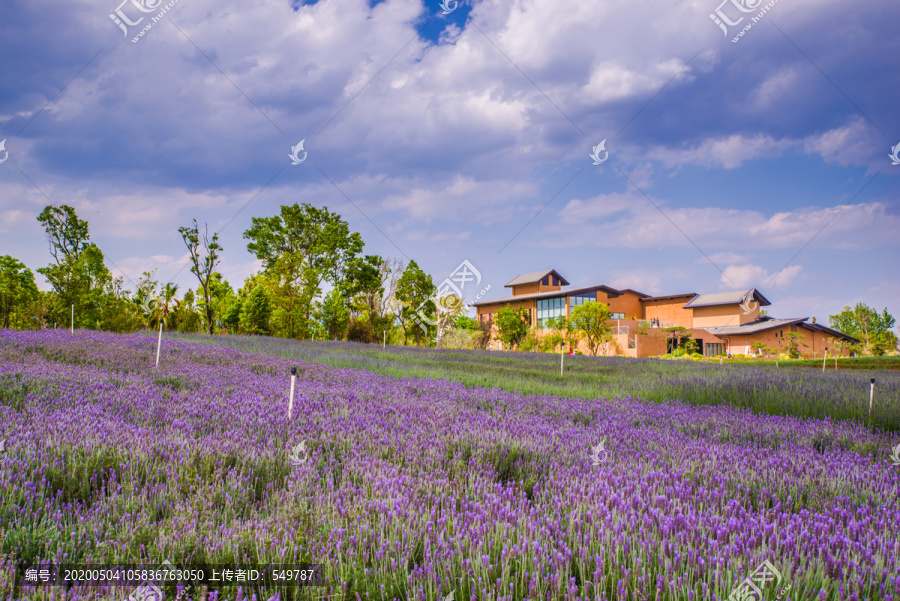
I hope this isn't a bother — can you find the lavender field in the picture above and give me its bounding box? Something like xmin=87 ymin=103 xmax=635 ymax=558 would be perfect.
xmin=1 ymin=330 xmax=900 ymax=601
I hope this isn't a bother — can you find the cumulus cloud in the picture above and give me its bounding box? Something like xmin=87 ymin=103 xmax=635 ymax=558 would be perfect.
xmin=720 ymin=263 xmax=803 ymax=289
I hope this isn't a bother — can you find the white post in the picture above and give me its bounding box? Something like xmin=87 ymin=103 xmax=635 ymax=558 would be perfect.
xmin=560 ymin=343 xmax=564 ymax=376
xmin=71 ymin=304 xmax=74 ymax=334
xmin=383 ymin=330 xmax=386 ymax=349
xmin=869 ymin=378 xmax=875 ymax=425
xmin=822 ymin=350 xmax=827 ymax=373
xmin=288 ymin=367 xmax=297 ymax=420
xmin=156 ymin=321 xmax=163 ymax=367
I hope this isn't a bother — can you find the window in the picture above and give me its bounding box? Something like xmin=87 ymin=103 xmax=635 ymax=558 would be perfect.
xmin=705 ymin=343 xmax=725 ymax=356
xmin=569 ymin=292 xmax=596 ymax=309
xmin=610 ymin=312 xmax=625 ymax=320
xmin=536 ymin=296 xmax=565 ymax=329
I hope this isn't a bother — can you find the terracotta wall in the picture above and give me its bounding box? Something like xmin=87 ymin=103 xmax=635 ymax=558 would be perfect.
xmin=608 ymin=291 xmax=644 ymax=319
xmin=511 ymin=282 xmax=562 ymax=296
xmin=722 ymin=326 xmax=852 ymax=358
xmin=641 ymin=298 xmax=694 ymax=328
xmin=692 ymin=305 xmax=747 ymax=328
xmin=511 ymin=283 xmax=541 ymax=296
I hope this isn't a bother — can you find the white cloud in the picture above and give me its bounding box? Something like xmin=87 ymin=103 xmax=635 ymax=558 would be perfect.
xmin=720 ymin=263 xmax=802 ymax=289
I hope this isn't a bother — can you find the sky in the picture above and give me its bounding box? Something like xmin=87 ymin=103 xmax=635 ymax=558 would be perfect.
xmin=1 ymin=0 xmax=898 ymax=324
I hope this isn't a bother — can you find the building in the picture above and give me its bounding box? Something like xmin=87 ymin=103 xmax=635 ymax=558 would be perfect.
xmin=472 ymin=269 xmax=857 ymax=358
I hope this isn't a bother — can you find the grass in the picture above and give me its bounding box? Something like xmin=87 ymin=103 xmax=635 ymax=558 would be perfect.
xmin=166 ymin=333 xmax=900 ymax=432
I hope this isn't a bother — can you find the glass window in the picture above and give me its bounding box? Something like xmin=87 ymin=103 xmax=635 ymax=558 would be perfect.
xmin=569 ymin=292 xmax=596 ymax=309
xmin=536 ymin=296 xmax=565 ymax=329
xmin=610 ymin=312 xmax=625 ymax=320
xmin=705 ymin=343 xmax=725 ymax=356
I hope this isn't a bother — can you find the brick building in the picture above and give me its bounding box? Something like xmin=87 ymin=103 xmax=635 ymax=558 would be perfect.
xmin=472 ymin=269 xmax=857 ymax=358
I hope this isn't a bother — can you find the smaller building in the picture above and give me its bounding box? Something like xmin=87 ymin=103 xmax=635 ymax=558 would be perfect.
xmin=473 ymin=269 xmax=857 ymax=358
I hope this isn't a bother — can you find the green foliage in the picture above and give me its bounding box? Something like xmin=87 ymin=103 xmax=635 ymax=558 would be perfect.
xmin=395 ymin=260 xmax=436 ymax=347
xmin=35 ymin=205 xmax=114 ymax=328
xmin=779 ymin=332 xmax=808 ymax=359
xmin=243 ymin=203 xmax=364 ymax=339
xmin=830 ymin=303 xmax=898 ymax=356
xmin=320 ymin=288 xmax=350 ymax=341
xmin=569 ymin=301 xmax=613 ymax=356
xmin=662 ymin=326 xmax=698 ymax=355
xmin=240 ymin=285 xmax=272 ymax=335
xmin=0 ymin=256 xmax=39 ymax=329
xmin=495 ymin=305 xmax=531 ymax=350
xmin=178 ymin=219 xmax=222 ymax=336
xmin=347 ymin=318 xmax=376 ymax=343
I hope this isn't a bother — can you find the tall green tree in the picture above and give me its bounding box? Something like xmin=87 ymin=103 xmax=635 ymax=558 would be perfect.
xmin=240 ymin=285 xmax=272 ymax=335
xmin=178 ymin=219 xmax=222 ymax=335
xmin=570 ymin=301 xmax=613 ymax=356
xmin=243 ymin=203 xmax=364 ymax=339
xmin=320 ymin=287 xmax=350 ymax=341
xmin=36 ymin=205 xmax=112 ymax=328
xmin=0 ymin=256 xmax=39 ymax=329
xmin=394 ymin=260 xmax=436 ymax=346
xmin=494 ymin=305 xmax=530 ymax=350
xmin=829 ymin=303 xmax=897 ymax=356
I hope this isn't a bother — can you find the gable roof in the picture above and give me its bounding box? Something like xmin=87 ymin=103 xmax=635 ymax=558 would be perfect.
xmin=505 ymin=269 xmax=570 ymax=288
xmin=683 ymin=288 xmax=771 ymax=309
xmin=641 ymin=292 xmax=697 ymax=303
xmin=704 ymin=317 xmax=806 ymax=337
xmin=703 ymin=317 xmax=859 ymax=342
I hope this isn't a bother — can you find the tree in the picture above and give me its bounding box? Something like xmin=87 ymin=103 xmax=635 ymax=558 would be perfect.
xmin=394 ymin=260 xmax=436 ymax=346
xmin=435 ymin=293 xmax=466 ymax=348
xmin=243 ymin=203 xmax=364 ymax=338
xmin=660 ymin=326 xmax=698 ymax=356
xmin=829 ymin=304 xmax=897 ymax=356
xmin=750 ymin=341 xmax=777 ymax=357
xmin=36 ymin=205 xmax=112 ymax=328
xmin=494 ymin=305 xmax=531 ymax=350
xmin=0 ymin=256 xmax=39 ymax=329
xmin=570 ymin=301 xmax=613 ymax=356
xmin=778 ymin=331 xmax=808 ymax=359
xmin=240 ymin=285 xmax=272 ymax=335
xmin=178 ymin=219 xmax=222 ymax=335
xmin=546 ymin=314 xmax=580 ymax=352
xmin=320 ymin=287 xmax=350 ymax=340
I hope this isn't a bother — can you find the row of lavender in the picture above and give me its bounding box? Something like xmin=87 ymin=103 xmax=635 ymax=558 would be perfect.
xmin=1 ymin=330 xmax=899 ymax=600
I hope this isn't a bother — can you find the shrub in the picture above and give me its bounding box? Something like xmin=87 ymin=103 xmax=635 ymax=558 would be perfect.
xmin=348 ymin=319 xmax=376 ymax=344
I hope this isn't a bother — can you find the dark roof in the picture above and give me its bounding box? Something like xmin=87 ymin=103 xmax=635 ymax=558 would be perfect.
xmin=504 ymin=269 xmax=570 ymax=288
xmin=802 ymin=321 xmax=861 ymax=343
xmin=641 ymin=292 xmax=697 ymax=302
xmin=683 ymin=288 xmax=772 ymax=309
xmin=703 ymin=317 xmax=806 ymax=337
xmin=618 ymin=288 xmax=651 ymax=299
xmin=473 ymin=283 xmax=627 ymax=307
xmin=703 ymin=317 xmax=859 ymax=343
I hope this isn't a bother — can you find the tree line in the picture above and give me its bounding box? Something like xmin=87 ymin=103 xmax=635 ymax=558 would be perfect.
xmin=0 ymin=203 xmax=488 ymax=347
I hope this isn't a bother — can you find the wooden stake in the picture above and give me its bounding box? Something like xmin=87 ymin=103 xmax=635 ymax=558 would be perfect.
xmin=822 ymin=350 xmax=827 ymax=373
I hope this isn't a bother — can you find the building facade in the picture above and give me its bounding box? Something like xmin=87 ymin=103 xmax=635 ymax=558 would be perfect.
xmin=472 ymin=269 xmax=857 ymax=358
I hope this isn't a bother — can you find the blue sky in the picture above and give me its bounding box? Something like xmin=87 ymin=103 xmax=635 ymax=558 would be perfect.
xmin=1 ymin=0 xmax=898 ymax=323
